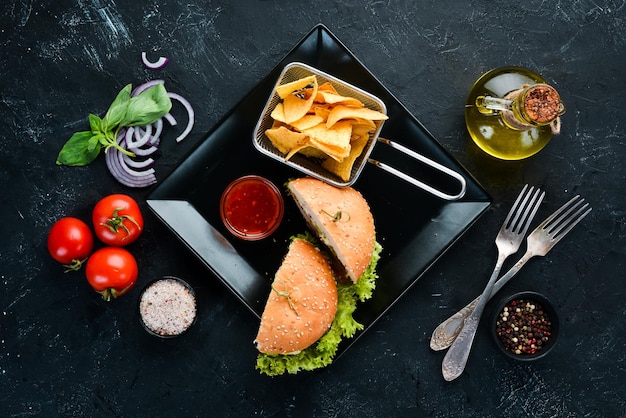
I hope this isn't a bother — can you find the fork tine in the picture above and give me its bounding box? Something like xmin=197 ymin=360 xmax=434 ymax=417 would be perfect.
xmin=506 ymin=185 xmax=529 ymax=227
xmin=546 ymin=196 xmax=584 ymax=230
xmin=503 ymin=184 xmax=530 ymax=229
xmin=537 ymin=195 xmax=578 ymax=228
xmin=516 ymin=189 xmax=545 ymax=236
xmin=539 ymin=195 xmax=582 ymax=231
xmin=505 ymin=185 xmax=545 ymax=235
xmin=552 ymin=204 xmax=592 ymax=241
xmin=545 ymin=196 xmax=592 ymax=242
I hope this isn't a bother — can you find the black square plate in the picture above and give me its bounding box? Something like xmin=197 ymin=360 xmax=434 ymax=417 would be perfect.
xmin=147 ymin=24 xmax=491 ymax=355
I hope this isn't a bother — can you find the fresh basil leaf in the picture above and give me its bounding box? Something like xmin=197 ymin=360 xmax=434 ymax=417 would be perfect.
xmin=88 ymin=113 xmax=103 ymax=133
xmin=99 ymin=131 xmax=114 ymax=147
xmin=56 ymin=131 xmax=101 ymax=166
xmin=124 ymin=83 xmax=172 ymax=127
xmin=102 ymin=84 xmax=132 ymax=130
xmin=88 ymin=132 xmax=104 ymax=151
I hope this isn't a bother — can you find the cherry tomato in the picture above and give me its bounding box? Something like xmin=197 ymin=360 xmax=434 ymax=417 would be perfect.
xmin=47 ymin=217 xmax=94 ymax=271
xmin=85 ymin=247 xmax=138 ymax=301
xmin=92 ymin=194 xmax=144 ymax=246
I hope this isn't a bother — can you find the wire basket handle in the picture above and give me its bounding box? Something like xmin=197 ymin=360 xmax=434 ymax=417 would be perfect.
xmin=368 ymin=137 xmax=467 ymax=201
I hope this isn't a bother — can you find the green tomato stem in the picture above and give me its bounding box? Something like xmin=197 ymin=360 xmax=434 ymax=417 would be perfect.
xmin=101 ymin=207 xmax=142 ymax=241
xmin=63 ymin=258 xmax=87 ymax=273
xmin=99 ymin=282 xmax=134 ymax=302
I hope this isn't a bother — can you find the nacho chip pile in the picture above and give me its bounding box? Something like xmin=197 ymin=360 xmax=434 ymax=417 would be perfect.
xmin=265 ymin=75 xmax=388 ymax=181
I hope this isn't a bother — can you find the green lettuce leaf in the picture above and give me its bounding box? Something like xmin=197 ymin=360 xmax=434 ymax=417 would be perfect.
xmin=255 ymin=240 xmax=382 ymax=376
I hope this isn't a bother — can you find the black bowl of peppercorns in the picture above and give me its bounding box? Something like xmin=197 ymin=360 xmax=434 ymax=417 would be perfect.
xmin=491 ymin=291 xmax=560 ymax=361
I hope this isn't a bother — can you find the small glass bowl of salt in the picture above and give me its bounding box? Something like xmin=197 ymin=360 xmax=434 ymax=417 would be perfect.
xmin=139 ymin=276 xmax=197 ymax=338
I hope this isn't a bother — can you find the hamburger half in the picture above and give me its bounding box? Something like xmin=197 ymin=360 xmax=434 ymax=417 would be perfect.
xmin=287 ymin=177 xmax=376 ymax=284
xmin=255 ymin=177 xmax=381 ymax=376
xmin=254 ymin=237 xmax=338 ymax=355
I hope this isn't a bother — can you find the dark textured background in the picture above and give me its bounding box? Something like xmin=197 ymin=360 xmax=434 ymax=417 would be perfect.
xmin=1 ymin=1 xmax=625 ymax=416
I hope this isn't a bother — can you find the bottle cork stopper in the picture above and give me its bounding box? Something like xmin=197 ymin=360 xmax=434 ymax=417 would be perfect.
xmin=523 ymin=85 xmax=564 ymax=124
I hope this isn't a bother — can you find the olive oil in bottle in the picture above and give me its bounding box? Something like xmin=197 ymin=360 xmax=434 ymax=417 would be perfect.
xmin=465 ymin=67 xmax=565 ymax=160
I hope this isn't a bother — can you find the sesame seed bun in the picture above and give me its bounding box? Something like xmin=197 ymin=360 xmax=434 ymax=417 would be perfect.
xmin=288 ymin=177 xmax=376 ymax=284
xmin=255 ymin=238 xmax=338 ymax=355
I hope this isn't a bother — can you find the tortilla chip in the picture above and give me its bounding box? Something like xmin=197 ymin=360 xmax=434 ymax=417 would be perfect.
xmin=350 ymin=123 xmax=375 ymax=140
xmin=316 ymin=91 xmax=364 ymax=107
xmin=322 ymin=128 xmax=370 ymax=180
xmin=305 ymin=121 xmax=353 ymax=161
xmin=271 ymin=119 xmax=285 ymax=129
xmin=352 ymin=118 xmax=377 ymax=130
xmin=317 ymin=82 xmax=338 ymax=94
xmin=282 ymin=82 xmax=319 ymax=124
xmin=297 ymin=146 xmax=329 ymax=159
xmin=275 ymin=75 xmax=317 ymax=99
xmin=326 ymin=105 xmax=388 ymax=128
xmin=311 ymin=104 xmax=332 ymax=120
xmin=290 ymin=114 xmax=325 ymax=131
xmin=270 ymin=103 xmax=286 ymax=123
xmin=265 ymin=126 xmax=310 ymax=160
xmin=305 ymin=121 xmax=352 ymax=148
xmin=309 ymin=141 xmax=351 ymax=162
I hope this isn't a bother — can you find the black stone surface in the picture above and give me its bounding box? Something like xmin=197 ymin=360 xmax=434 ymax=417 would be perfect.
xmin=1 ymin=1 xmax=625 ymax=416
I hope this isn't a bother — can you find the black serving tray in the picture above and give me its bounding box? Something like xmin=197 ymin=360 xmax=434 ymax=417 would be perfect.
xmin=147 ymin=24 xmax=491 ymax=357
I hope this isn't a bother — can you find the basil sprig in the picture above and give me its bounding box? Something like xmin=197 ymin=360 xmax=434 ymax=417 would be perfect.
xmin=56 ymin=83 xmax=172 ymax=166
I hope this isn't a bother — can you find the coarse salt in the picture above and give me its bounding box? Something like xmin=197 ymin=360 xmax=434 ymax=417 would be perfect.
xmin=139 ymin=278 xmax=197 ymax=337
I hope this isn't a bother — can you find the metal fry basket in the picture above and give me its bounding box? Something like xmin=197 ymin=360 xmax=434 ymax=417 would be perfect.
xmin=253 ymin=62 xmax=466 ymax=200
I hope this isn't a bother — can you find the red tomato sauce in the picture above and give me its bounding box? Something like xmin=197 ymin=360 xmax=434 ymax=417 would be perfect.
xmin=220 ymin=176 xmax=284 ymax=240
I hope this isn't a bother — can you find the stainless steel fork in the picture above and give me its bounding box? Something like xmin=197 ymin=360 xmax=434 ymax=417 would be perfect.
xmin=441 ymin=185 xmax=545 ymax=381
xmin=430 ymin=194 xmax=592 ymax=352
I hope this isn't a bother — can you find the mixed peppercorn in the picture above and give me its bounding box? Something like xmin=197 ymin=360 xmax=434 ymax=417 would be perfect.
xmin=495 ymin=297 xmax=553 ymax=356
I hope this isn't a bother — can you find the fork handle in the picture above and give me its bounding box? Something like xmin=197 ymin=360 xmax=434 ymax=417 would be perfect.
xmin=430 ymin=250 xmax=535 ymax=351
xmin=441 ymin=253 xmax=508 ymax=381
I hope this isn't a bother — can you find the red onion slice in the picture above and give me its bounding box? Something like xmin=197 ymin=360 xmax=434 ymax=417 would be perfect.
xmin=131 ymin=79 xmax=164 ymax=96
xmin=105 ymin=131 xmax=157 ymax=188
xmin=116 ymin=140 xmax=155 ymax=177
xmin=106 ymin=147 xmax=157 ymax=188
xmin=141 ymin=52 xmax=169 ymax=70
xmin=126 ymin=124 xmax=152 ymax=149
xmin=164 ymin=112 xmax=177 ymax=127
xmin=152 ymin=118 xmax=164 ymax=140
xmin=167 ymin=92 xmax=194 ymax=142
xmin=148 ymin=118 xmax=163 ymax=147
xmin=130 ymin=144 xmax=159 ymax=156
xmin=122 ymin=152 xmax=154 ymax=169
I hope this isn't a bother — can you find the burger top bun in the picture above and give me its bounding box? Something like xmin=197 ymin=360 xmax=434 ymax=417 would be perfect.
xmin=288 ymin=177 xmax=376 ymax=283
xmin=255 ymin=238 xmax=338 ymax=355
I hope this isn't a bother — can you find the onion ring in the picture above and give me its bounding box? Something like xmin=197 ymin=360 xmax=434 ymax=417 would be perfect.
xmin=122 ymin=152 xmax=154 ymax=169
xmin=164 ymin=112 xmax=177 ymax=127
xmin=129 ymin=144 xmax=159 ymax=157
xmin=125 ymin=125 xmax=153 ymax=149
xmin=131 ymin=79 xmax=164 ymax=97
xmin=141 ymin=52 xmax=169 ymax=70
xmin=167 ymin=92 xmax=195 ymax=142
